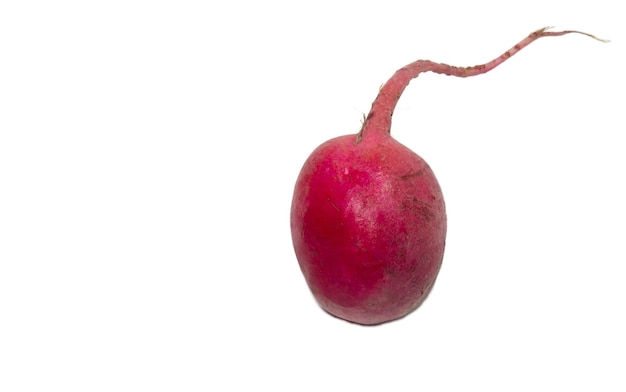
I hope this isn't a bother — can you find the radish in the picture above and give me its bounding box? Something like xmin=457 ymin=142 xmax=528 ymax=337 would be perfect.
xmin=290 ymin=27 xmax=605 ymax=325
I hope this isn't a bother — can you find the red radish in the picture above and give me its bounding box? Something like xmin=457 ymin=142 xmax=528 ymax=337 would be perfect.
xmin=291 ymin=27 xmax=605 ymax=325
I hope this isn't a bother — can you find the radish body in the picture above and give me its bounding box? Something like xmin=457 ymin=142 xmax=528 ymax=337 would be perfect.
xmin=291 ymin=28 xmax=604 ymax=325
xmin=291 ymin=133 xmax=445 ymax=325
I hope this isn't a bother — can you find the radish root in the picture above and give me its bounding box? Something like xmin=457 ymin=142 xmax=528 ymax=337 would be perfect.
xmin=357 ymin=27 xmax=607 ymax=142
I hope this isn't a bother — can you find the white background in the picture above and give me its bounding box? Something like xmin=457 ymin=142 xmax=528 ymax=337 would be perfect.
xmin=1 ymin=1 xmax=624 ymax=391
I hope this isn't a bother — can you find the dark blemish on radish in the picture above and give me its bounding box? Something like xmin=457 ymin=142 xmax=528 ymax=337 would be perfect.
xmin=401 ymin=169 xmax=425 ymax=180
xmin=383 ymin=267 xmax=398 ymax=277
xmin=327 ymin=198 xmax=340 ymax=212
xmin=411 ymin=197 xmax=435 ymax=222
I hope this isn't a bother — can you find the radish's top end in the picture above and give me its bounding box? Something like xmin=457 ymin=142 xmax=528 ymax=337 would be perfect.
xmin=356 ymin=27 xmax=607 ymax=143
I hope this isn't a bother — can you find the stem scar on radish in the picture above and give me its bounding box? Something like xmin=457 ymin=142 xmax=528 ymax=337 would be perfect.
xmin=290 ymin=27 xmax=606 ymax=325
